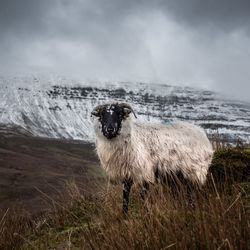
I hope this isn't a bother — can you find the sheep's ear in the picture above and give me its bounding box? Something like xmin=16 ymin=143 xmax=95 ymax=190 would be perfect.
xmin=124 ymin=111 xmax=130 ymax=118
xmin=124 ymin=108 xmax=132 ymax=114
xmin=91 ymin=105 xmax=104 ymax=117
xmin=118 ymin=103 xmax=137 ymax=118
xmin=124 ymin=108 xmax=131 ymax=118
xmin=91 ymin=110 xmax=100 ymax=117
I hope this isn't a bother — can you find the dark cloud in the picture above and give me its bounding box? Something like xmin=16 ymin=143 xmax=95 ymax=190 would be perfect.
xmin=2 ymin=0 xmax=250 ymax=34
xmin=0 ymin=0 xmax=249 ymax=101
xmin=160 ymin=0 xmax=250 ymax=33
xmin=0 ymin=0 xmax=54 ymax=36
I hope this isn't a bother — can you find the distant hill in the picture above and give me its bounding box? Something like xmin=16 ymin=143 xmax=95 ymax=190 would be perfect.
xmin=0 ymin=75 xmax=249 ymax=143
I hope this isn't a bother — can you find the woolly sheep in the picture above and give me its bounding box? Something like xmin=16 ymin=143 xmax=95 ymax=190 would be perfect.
xmin=92 ymin=102 xmax=213 ymax=212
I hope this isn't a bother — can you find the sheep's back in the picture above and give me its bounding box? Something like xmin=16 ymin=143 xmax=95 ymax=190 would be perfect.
xmin=131 ymin=121 xmax=213 ymax=185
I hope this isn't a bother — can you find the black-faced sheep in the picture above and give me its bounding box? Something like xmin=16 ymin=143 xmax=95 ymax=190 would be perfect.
xmin=92 ymin=102 xmax=213 ymax=213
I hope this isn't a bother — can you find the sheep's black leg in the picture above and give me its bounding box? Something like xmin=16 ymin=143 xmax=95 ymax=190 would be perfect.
xmin=175 ymin=171 xmax=195 ymax=209
xmin=155 ymin=168 xmax=167 ymax=185
xmin=122 ymin=179 xmax=133 ymax=213
xmin=187 ymin=185 xmax=195 ymax=209
xmin=154 ymin=168 xmax=159 ymax=184
xmin=139 ymin=181 xmax=149 ymax=201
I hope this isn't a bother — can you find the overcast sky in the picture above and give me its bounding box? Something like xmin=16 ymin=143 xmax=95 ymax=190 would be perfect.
xmin=0 ymin=0 xmax=250 ymax=101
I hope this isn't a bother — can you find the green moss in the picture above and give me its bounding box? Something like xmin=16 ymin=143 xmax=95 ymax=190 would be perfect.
xmin=22 ymin=200 xmax=99 ymax=249
xmin=244 ymin=148 xmax=250 ymax=153
xmin=210 ymin=147 xmax=250 ymax=183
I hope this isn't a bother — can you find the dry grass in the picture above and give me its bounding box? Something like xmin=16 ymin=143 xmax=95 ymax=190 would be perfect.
xmin=0 ymin=144 xmax=249 ymax=250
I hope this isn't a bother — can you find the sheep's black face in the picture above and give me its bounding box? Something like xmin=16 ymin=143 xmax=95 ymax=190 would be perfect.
xmin=97 ymin=104 xmax=126 ymax=139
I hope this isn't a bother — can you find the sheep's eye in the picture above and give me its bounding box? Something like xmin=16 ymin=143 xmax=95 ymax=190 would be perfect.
xmin=100 ymin=110 xmax=106 ymax=115
xmin=119 ymin=112 xmax=125 ymax=119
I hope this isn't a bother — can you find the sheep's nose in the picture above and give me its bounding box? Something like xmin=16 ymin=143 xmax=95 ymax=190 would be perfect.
xmin=107 ymin=126 xmax=114 ymax=133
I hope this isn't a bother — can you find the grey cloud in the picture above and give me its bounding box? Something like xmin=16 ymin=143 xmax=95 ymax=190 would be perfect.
xmin=2 ymin=0 xmax=250 ymax=43
xmin=0 ymin=0 xmax=249 ymax=101
xmin=159 ymin=0 xmax=250 ymax=33
xmin=0 ymin=0 xmax=54 ymax=36
xmin=1 ymin=0 xmax=250 ymax=36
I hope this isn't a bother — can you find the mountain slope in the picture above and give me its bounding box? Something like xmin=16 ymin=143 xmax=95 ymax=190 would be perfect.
xmin=0 ymin=76 xmax=249 ymax=142
xmin=0 ymin=127 xmax=102 ymax=213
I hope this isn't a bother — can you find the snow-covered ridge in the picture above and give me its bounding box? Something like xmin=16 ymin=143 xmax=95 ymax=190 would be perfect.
xmin=0 ymin=76 xmax=249 ymax=143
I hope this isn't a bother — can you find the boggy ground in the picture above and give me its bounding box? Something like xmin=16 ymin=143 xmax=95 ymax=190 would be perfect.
xmin=0 ymin=128 xmax=103 ymax=214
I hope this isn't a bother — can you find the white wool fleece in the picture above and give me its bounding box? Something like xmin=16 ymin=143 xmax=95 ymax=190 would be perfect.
xmin=94 ymin=118 xmax=213 ymax=185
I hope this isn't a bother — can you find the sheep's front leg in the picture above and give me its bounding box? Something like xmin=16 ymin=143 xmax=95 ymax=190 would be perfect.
xmin=122 ymin=179 xmax=133 ymax=213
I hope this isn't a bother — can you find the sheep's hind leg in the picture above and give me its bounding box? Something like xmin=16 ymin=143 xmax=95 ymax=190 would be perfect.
xmin=138 ymin=181 xmax=149 ymax=201
xmin=169 ymin=171 xmax=195 ymax=209
xmin=122 ymin=178 xmax=133 ymax=213
xmin=186 ymin=182 xmax=198 ymax=210
xmin=186 ymin=185 xmax=195 ymax=209
xmin=176 ymin=171 xmax=195 ymax=209
xmin=138 ymin=182 xmax=150 ymax=212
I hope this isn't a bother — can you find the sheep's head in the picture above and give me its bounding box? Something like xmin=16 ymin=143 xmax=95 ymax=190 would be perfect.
xmin=91 ymin=103 xmax=137 ymax=139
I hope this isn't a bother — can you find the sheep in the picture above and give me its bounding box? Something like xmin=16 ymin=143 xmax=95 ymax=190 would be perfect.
xmin=91 ymin=102 xmax=213 ymax=213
